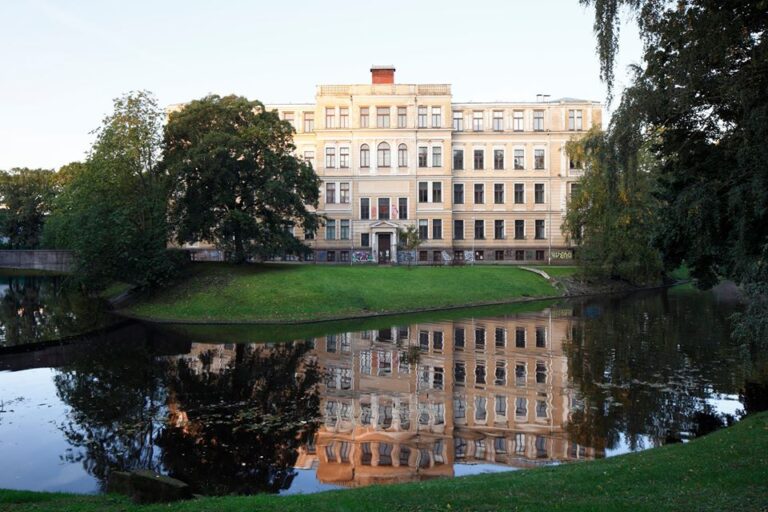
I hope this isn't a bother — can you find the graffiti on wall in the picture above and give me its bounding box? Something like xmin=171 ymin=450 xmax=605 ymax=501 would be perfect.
xmin=352 ymin=251 xmax=373 ymax=263
xmin=551 ymin=250 xmax=574 ymax=260
xmin=396 ymin=250 xmax=417 ymax=265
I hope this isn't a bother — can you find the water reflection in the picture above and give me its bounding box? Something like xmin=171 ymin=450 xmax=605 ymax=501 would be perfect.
xmin=0 ymin=287 xmax=764 ymax=496
xmin=0 ymin=275 xmax=112 ymax=346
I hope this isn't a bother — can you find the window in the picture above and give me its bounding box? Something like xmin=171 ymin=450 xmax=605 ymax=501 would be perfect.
xmin=398 ymin=197 xmax=408 ymax=219
xmin=454 ymin=219 xmax=464 ymax=239
xmin=536 ymin=400 xmax=548 ymax=418
xmin=495 ymin=396 xmax=507 ymax=418
xmin=568 ymin=109 xmax=583 ymax=130
xmin=494 ymin=149 xmax=504 ymax=170
xmin=475 ymin=364 xmax=486 ymax=384
xmin=361 ymin=233 xmax=370 ymax=247
xmin=304 ymin=150 xmax=314 ymax=167
xmin=452 ymin=111 xmax=464 ymax=131
xmin=454 ymin=183 xmax=464 ymax=204
xmin=515 ymin=363 xmax=526 ymax=385
xmin=326 ymin=219 xmax=336 ymax=240
xmin=398 ymin=144 xmax=408 ymax=167
xmin=377 ymin=142 xmax=391 ymax=167
xmin=339 ymin=147 xmax=349 ymax=168
xmin=418 ymin=182 xmax=429 ymax=203
xmin=516 ymin=397 xmax=527 ymax=417
xmin=432 ymin=182 xmax=442 ymax=203
xmin=474 ymin=219 xmax=485 ymax=239
xmin=514 ymin=220 xmax=525 ymax=239
xmin=534 ymin=183 xmax=544 ymax=204
xmin=360 ymin=144 xmax=370 ymax=168
xmin=377 ymin=107 xmax=390 ymax=128
xmin=418 ymin=146 xmax=428 ymax=167
xmin=453 ymin=148 xmax=464 ymax=170
xmin=336 ymin=107 xmax=348 ymax=128
xmin=469 ymin=150 xmax=483 ymax=172
xmin=514 ymin=183 xmax=524 ymax=204
xmin=360 ymin=198 xmax=370 ymax=220
xmin=536 ymin=362 xmax=547 ymax=384
xmin=432 ymin=106 xmax=441 ymax=127
xmin=305 ymin=228 xmax=314 ymax=240
xmin=326 ymin=182 xmax=336 ymax=203
xmin=283 ymin=111 xmax=294 ymax=126
xmin=536 ymin=326 xmax=546 ymax=348
xmin=495 ymin=364 xmax=506 ymax=388
xmin=340 ymin=182 xmax=350 ymax=203
xmin=513 ymin=110 xmax=524 ymax=131
xmin=494 ymin=220 xmax=504 ymax=240
xmin=397 ymin=106 xmax=407 ymax=128
xmin=325 ymin=107 xmax=335 ymax=128
xmin=432 ymin=219 xmax=442 ymax=239
xmin=454 ymin=327 xmax=465 ymax=349
xmin=455 ymin=362 xmax=466 ymax=384
xmin=571 ymin=183 xmax=581 ymax=199
xmin=474 ymin=183 xmax=484 ymax=204
xmin=473 ymin=111 xmax=483 ymax=131
xmin=433 ymin=330 xmax=444 ymax=351
xmin=419 ymin=219 xmax=428 ymax=240
xmin=378 ymin=198 xmax=390 ymax=220
xmin=495 ymin=327 xmax=506 ymax=348
xmin=495 ymin=250 xmax=504 ymax=261
xmin=494 ymin=183 xmax=504 ymax=204
xmin=325 ymin=147 xmax=335 ymax=168
xmin=304 ymin=112 xmax=314 ymax=132
xmin=432 ymin=146 xmax=442 ymax=167
xmin=340 ymin=219 xmax=350 ymax=240
xmin=536 ymin=249 xmax=545 ymax=261
xmin=534 ymin=149 xmax=545 ymax=169
xmin=476 ymin=397 xmax=487 ymax=421
xmin=418 ymin=106 xmax=428 ymax=128
xmin=533 ymin=110 xmax=544 ymax=131
xmin=515 ymin=327 xmax=526 ymax=348
xmin=360 ymin=107 xmax=369 ymax=128
xmin=535 ymin=220 xmax=546 ymax=239
xmin=492 ymin=110 xmax=503 ymax=131
xmin=514 ymin=149 xmax=525 ymax=170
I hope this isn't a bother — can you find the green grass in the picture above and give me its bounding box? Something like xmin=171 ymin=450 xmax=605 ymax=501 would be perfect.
xmin=2 ymin=411 xmax=766 ymax=512
xmin=532 ymin=265 xmax=580 ymax=278
xmin=125 ymin=263 xmax=560 ymax=322
xmin=99 ymin=281 xmax=133 ymax=301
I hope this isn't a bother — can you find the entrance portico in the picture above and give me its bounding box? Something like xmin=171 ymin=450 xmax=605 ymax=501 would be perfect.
xmin=370 ymin=221 xmax=399 ymax=264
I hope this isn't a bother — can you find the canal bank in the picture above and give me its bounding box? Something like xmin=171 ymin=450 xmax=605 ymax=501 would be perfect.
xmin=2 ymin=410 xmax=766 ymax=511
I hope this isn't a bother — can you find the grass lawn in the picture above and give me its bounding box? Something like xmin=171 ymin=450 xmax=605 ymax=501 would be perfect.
xmin=2 ymin=411 xmax=766 ymax=512
xmin=124 ymin=263 xmax=560 ymax=322
xmin=532 ymin=265 xmax=580 ymax=278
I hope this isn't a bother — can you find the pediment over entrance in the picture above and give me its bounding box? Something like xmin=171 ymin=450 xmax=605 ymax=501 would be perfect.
xmin=369 ymin=220 xmax=399 ymax=229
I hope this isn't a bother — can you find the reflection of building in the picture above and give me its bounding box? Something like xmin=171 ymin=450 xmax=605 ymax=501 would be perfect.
xmin=171 ymin=309 xmax=600 ymax=488
xmin=296 ymin=308 xmax=600 ymax=487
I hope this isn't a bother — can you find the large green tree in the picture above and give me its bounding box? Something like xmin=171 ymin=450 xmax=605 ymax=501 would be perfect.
xmin=0 ymin=168 xmax=57 ymax=249
xmin=163 ymin=95 xmax=321 ymax=263
xmin=44 ymin=91 xmax=177 ymax=289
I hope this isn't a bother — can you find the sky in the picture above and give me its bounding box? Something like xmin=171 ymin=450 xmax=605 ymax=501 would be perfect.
xmin=0 ymin=0 xmax=643 ymax=170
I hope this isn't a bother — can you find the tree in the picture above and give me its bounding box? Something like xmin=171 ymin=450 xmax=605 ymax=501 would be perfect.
xmin=44 ymin=91 xmax=177 ymax=289
xmin=0 ymin=168 xmax=57 ymax=249
xmin=397 ymin=224 xmax=422 ymax=267
xmin=163 ymin=95 xmax=321 ymax=264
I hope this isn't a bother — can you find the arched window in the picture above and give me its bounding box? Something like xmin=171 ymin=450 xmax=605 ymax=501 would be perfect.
xmin=377 ymin=142 xmax=391 ymax=168
xmin=398 ymin=144 xmax=408 ymax=167
xmin=360 ymin=144 xmax=370 ymax=168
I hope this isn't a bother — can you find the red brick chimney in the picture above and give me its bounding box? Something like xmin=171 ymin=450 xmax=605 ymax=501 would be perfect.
xmin=371 ymin=65 xmax=395 ymax=84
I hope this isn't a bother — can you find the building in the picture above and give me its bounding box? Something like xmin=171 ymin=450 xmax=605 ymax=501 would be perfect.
xmin=266 ymin=65 xmax=600 ymax=264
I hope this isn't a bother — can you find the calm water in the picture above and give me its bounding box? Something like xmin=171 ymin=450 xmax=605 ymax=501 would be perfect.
xmin=0 ymin=282 xmax=764 ymax=496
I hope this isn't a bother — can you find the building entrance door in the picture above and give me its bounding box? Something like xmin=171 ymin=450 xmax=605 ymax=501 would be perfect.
xmin=377 ymin=233 xmax=391 ymax=263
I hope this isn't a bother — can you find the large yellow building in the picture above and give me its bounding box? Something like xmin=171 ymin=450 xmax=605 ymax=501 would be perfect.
xmin=267 ymin=65 xmax=600 ymax=264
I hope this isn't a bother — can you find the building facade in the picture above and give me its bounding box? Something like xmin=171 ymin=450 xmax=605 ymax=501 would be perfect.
xmin=265 ymin=66 xmax=600 ymax=264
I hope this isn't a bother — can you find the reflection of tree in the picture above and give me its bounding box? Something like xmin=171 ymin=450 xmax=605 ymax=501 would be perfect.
xmin=157 ymin=342 xmax=320 ymax=495
xmin=54 ymin=335 xmax=167 ymax=491
xmin=0 ymin=276 xmax=110 ymax=346
xmin=566 ymin=290 xmax=749 ymax=451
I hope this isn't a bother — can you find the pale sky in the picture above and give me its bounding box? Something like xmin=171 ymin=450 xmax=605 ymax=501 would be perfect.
xmin=0 ymin=0 xmax=642 ymax=170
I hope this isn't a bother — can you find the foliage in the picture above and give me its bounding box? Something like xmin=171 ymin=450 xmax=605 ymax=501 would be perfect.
xmin=563 ymin=126 xmax=663 ymax=285
xmin=163 ymin=95 xmax=321 ymax=264
xmin=396 ymin=224 xmax=422 ymax=267
xmin=43 ymin=91 xmax=178 ymax=290
xmin=0 ymin=168 xmax=57 ymax=249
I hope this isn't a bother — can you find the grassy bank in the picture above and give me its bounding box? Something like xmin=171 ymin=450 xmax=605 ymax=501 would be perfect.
xmin=2 ymin=411 xmax=766 ymax=512
xmin=124 ymin=263 xmax=563 ymax=323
